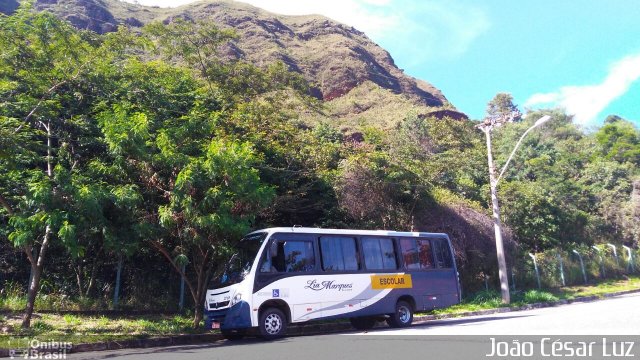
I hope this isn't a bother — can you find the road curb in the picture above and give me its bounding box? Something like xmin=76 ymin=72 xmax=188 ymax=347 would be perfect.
xmin=1 ymin=288 xmax=639 ymax=357
xmin=412 ymin=288 xmax=640 ymax=323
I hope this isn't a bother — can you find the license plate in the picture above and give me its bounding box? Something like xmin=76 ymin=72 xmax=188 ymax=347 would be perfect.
xmin=211 ymin=322 xmax=220 ymax=329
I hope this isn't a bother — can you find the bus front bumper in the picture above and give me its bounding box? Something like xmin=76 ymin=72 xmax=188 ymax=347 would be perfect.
xmin=204 ymin=300 xmax=252 ymax=330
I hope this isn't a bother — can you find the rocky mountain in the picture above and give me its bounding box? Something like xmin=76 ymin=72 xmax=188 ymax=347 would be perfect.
xmin=4 ymin=0 xmax=465 ymax=123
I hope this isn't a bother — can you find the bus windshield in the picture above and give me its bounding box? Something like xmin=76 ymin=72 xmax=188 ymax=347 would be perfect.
xmin=210 ymin=232 xmax=267 ymax=289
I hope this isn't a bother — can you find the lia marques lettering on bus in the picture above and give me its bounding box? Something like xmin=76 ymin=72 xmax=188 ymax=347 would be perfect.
xmin=305 ymin=279 xmax=353 ymax=291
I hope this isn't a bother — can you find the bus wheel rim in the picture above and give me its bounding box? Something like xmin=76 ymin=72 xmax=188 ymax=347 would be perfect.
xmin=399 ymin=306 xmax=410 ymax=323
xmin=264 ymin=313 xmax=282 ymax=334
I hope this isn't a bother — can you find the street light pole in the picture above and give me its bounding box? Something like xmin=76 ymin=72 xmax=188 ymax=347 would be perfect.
xmin=478 ymin=114 xmax=551 ymax=304
xmin=481 ymin=126 xmax=510 ymax=303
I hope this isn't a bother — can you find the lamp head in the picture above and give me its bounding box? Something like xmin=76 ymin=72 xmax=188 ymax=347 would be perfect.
xmin=533 ymin=115 xmax=551 ymax=127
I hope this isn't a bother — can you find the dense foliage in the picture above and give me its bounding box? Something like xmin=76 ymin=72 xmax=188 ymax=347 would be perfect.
xmin=1 ymin=7 xmax=638 ymax=327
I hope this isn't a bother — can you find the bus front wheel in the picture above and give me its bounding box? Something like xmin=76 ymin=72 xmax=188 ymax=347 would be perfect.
xmin=386 ymin=300 xmax=413 ymax=328
xmin=259 ymin=307 xmax=287 ymax=339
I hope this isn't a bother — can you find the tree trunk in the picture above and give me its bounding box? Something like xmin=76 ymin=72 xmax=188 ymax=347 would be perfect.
xmin=192 ymin=260 xmax=206 ymax=328
xmin=632 ymin=180 xmax=639 ymax=247
xmin=113 ymin=255 xmax=123 ymax=309
xmin=46 ymin=121 xmax=52 ymax=177
xmin=85 ymin=266 xmax=96 ymax=298
xmin=22 ymin=119 xmax=55 ymax=328
xmin=193 ymin=302 xmax=203 ymax=329
xmin=85 ymin=247 xmax=102 ymax=297
xmin=192 ymin=262 xmax=214 ymax=328
xmin=75 ymin=262 xmax=84 ymax=296
xmin=0 ymin=193 xmax=14 ymax=215
xmin=179 ymin=264 xmax=185 ymax=312
xmin=22 ymin=225 xmax=52 ymax=328
xmin=150 ymin=240 xmax=200 ymax=323
xmin=150 ymin=240 xmax=214 ymax=329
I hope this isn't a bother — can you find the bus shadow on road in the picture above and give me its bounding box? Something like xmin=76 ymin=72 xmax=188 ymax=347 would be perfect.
xmin=72 ymin=337 xmax=297 ymax=359
xmin=72 ymin=315 xmax=536 ymax=358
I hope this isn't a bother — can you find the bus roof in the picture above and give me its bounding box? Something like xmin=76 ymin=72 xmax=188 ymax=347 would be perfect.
xmin=246 ymin=227 xmax=449 ymax=239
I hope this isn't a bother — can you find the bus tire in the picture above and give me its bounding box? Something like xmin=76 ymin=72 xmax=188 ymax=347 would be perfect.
xmin=259 ymin=307 xmax=287 ymax=339
xmin=386 ymin=300 xmax=413 ymax=328
xmin=349 ymin=316 xmax=377 ymax=330
xmin=221 ymin=329 xmax=246 ymax=341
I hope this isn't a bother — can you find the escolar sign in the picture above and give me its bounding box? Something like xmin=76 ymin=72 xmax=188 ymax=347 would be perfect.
xmin=370 ymin=274 xmax=413 ymax=289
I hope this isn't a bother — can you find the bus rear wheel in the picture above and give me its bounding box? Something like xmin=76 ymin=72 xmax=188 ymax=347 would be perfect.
xmin=349 ymin=316 xmax=377 ymax=330
xmin=386 ymin=300 xmax=413 ymax=328
xmin=259 ymin=307 xmax=287 ymax=339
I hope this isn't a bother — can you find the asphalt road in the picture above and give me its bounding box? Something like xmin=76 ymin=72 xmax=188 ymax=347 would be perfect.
xmin=66 ymin=293 xmax=640 ymax=360
xmin=362 ymin=292 xmax=640 ymax=336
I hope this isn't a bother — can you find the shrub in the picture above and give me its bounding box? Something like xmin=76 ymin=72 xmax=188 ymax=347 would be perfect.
xmin=519 ymin=289 xmax=559 ymax=303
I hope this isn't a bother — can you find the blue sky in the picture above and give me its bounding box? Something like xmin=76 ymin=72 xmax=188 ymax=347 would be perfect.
xmin=122 ymin=0 xmax=640 ymax=127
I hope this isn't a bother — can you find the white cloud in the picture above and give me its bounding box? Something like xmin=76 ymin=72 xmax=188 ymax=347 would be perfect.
xmin=120 ymin=0 xmax=489 ymax=65
xmin=235 ymin=1 xmax=490 ymax=65
xmin=121 ymin=0 xmax=399 ymax=39
xmin=524 ymin=53 xmax=640 ymax=125
xmin=403 ymin=2 xmax=490 ymax=59
xmin=233 ymin=0 xmax=398 ymax=40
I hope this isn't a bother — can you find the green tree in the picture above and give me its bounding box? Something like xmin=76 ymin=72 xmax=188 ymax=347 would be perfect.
xmin=94 ymin=22 xmax=291 ymax=324
xmin=96 ymin=99 xmax=274 ymax=327
xmin=336 ymin=151 xmax=428 ymax=230
xmin=486 ymin=93 xmax=521 ymax=123
xmin=156 ymin=139 xmax=274 ymax=327
xmin=389 ymin=114 xmax=485 ymax=204
xmin=595 ymin=118 xmax=640 ymax=165
xmin=579 ymin=159 xmax=635 ymax=244
xmin=500 ymin=181 xmax=560 ymax=250
xmin=143 ymin=18 xmax=319 ymax=230
xmin=0 ymin=7 xmax=111 ymax=327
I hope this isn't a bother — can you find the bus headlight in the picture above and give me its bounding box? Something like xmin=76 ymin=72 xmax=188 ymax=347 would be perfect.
xmin=230 ymin=293 xmax=242 ymax=306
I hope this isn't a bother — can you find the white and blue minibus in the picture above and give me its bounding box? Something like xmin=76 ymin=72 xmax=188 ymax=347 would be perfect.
xmin=204 ymin=227 xmax=461 ymax=339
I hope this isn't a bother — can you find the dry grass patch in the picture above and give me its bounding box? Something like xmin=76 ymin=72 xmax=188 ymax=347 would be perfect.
xmin=0 ymin=312 xmax=200 ymax=349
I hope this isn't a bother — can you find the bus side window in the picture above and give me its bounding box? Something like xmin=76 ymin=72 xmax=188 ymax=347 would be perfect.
xmin=400 ymin=238 xmax=435 ymax=270
xmin=273 ymin=242 xmax=286 ymax=272
xmin=399 ymin=238 xmax=420 ymax=270
xmin=259 ymin=250 xmax=272 ymax=273
xmin=361 ymin=237 xmax=397 ymax=270
xmin=432 ymin=238 xmax=453 ymax=268
xmin=417 ymin=239 xmax=435 ymax=269
xmin=265 ymin=240 xmax=316 ymax=273
xmin=259 ymin=241 xmax=281 ymax=272
xmin=320 ymin=236 xmax=358 ymax=271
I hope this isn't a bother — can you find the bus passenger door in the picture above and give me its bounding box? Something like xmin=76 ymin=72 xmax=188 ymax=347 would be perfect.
xmin=425 ymin=238 xmax=459 ymax=309
xmin=254 ymin=236 xmax=321 ymax=322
